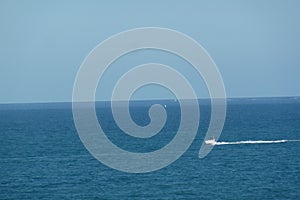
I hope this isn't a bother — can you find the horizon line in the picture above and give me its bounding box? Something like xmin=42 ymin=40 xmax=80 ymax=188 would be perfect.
xmin=0 ymin=95 xmax=299 ymax=105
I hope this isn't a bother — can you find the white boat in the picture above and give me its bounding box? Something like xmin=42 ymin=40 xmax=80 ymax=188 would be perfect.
xmin=205 ymin=138 xmax=216 ymax=145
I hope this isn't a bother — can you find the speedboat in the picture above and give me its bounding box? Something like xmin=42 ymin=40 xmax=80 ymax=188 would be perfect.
xmin=205 ymin=138 xmax=216 ymax=145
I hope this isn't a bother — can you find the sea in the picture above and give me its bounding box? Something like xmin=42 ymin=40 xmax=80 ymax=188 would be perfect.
xmin=0 ymin=97 xmax=299 ymax=199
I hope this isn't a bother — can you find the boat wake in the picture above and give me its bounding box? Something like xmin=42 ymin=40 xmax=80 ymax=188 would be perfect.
xmin=214 ymin=139 xmax=300 ymax=146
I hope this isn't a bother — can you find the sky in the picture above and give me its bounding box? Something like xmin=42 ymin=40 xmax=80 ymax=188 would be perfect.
xmin=0 ymin=0 xmax=299 ymax=103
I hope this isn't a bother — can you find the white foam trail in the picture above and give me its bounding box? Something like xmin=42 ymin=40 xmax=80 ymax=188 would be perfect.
xmin=214 ymin=139 xmax=300 ymax=146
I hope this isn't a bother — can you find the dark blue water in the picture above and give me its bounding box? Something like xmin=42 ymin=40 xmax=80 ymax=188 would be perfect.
xmin=0 ymin=97 xmax=299 ymax=199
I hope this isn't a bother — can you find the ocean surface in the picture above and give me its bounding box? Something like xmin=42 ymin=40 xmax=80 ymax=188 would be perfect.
xmin=0 ymin=97 xmax=299 ymax=199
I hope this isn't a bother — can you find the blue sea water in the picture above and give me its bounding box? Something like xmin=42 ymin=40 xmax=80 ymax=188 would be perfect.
xmin=0 ymin=97 xmax=299 ymax=199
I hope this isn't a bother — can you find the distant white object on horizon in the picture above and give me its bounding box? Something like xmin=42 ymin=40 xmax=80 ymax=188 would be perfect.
xmin=205 ymin=138 xmax=216 ymax=146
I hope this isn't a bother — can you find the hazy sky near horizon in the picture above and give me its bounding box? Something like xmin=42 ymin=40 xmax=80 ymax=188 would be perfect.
xmin=0 ymin=0 xmax=299 ymax=103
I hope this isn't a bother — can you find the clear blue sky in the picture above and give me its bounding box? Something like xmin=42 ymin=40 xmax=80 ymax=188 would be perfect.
xmin=0 ymin=0 xmax=299 ymax=103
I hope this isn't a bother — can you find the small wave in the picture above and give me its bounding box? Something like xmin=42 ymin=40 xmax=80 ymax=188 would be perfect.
xmin=215 ymin=139 xmax=300 ymax=146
